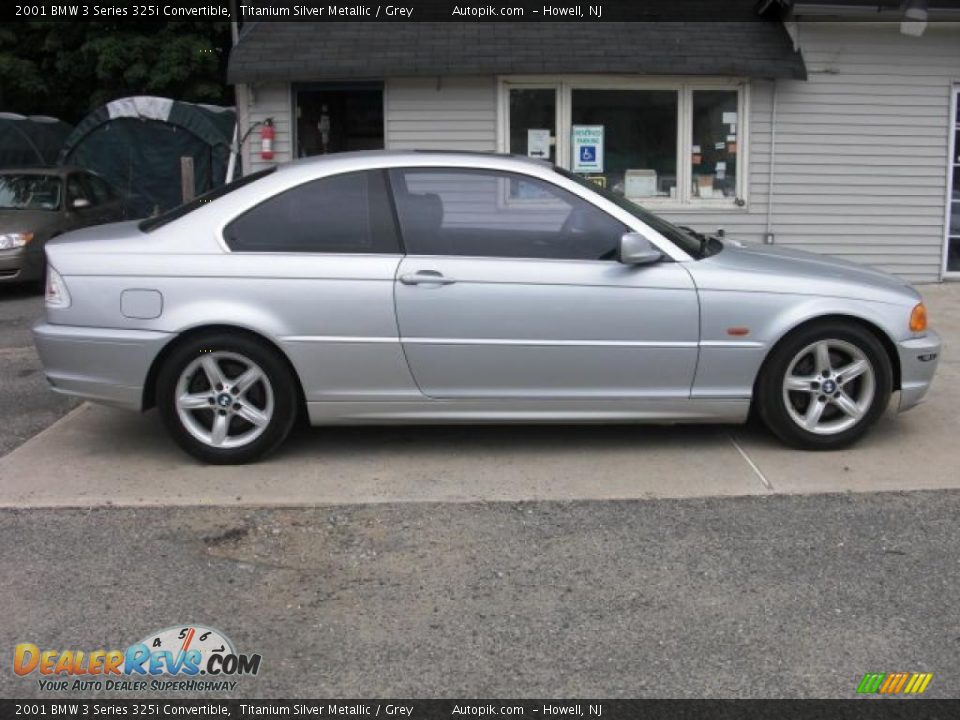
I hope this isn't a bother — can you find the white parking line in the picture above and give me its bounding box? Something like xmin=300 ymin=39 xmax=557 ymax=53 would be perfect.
xmin=728 ymin=433 xmax=774 ymax=492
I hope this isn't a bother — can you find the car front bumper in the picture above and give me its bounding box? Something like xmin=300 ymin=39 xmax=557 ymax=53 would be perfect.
xmin=897 ymin=330 xmax=941 ymax=412
xmin=32 ymin=321 xmax=173 ymax=410
xmin=0 ymin=246 xmax=43 ymax=283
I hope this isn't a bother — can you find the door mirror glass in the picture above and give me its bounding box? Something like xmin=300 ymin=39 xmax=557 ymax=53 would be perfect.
xmin=618 ymin=232 xmax=663 ymax=265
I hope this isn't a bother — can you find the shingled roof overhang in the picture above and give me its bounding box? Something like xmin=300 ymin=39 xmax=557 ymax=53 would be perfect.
xmin=227 ymin=22 xmax=808 ymax=85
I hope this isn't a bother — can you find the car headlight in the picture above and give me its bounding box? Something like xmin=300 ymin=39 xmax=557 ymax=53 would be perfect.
xmin=909 ymin=302 xmax=928 ymax=333
xmin=45 ymin=266 xmax=71 ymax=309
xmin=0 ymin=232 xmax=34 ymax=250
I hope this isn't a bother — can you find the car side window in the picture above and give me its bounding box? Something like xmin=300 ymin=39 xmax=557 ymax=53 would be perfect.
xmin=388 ymin=168 xmax=627 ymax=261
xmin=66 ymin=175 xmax=92 ymax=207
xmin=224 ymin=170 xmax=400 ymax=254
xmin=85 ymin=174 xmax=116 ymax=204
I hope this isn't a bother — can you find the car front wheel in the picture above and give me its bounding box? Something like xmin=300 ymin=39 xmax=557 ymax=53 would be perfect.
xmin=757 ymin=322 xmax=893 ymax=450
xmin=156 ymin=332 xmax=299 ymax=464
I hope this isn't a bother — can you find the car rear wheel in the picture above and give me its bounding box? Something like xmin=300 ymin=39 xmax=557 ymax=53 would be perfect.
xmin=756 ymin=322 xmax=892 ymax=450
xmin=156 ymin=332 xmax=299 ymax=464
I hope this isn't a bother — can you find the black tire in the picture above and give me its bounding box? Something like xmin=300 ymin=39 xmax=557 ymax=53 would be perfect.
xmin=756 ymin=321 xmax=893 ymax=450
xmin=156 ymin=332 xmax=299 ymax=464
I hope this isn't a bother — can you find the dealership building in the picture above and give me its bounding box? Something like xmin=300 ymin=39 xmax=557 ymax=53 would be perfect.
xmin=227 ymin=6 xmax=960 ymax=282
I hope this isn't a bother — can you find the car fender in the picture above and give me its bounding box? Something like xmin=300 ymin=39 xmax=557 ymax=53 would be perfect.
xmin=692 ymin=290 xmax=909 ymax=400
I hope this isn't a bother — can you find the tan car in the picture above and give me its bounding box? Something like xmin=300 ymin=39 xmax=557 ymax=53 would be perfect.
xmin=0 ymin=167 xmax=127 ymax=285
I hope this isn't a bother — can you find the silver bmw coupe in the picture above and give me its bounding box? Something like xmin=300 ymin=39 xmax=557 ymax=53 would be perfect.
xmin=33 ymin=151 xmax=940 ymax=464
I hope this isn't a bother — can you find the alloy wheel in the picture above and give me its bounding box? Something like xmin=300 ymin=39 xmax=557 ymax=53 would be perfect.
xmin=781 ymin=339 xmax=876 ymax=436
xmin=174 ymin=351 xmax=275 ymax=449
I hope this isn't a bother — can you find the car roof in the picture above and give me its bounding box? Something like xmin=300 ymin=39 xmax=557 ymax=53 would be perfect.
xmin=275 ymin=149 xmax=552 ymax=173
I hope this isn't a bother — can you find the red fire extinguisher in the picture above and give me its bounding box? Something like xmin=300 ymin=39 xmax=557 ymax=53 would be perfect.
xmin=260 ymin=119 xmax=275 ymax=161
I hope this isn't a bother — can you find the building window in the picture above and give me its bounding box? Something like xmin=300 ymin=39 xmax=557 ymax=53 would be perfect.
xmin=572 ymin=89 xmax=678 ymax=200
xmin=691 ymin=90 xmax=739 ymax=200
xmin=503 ymin=79 xmax=746 ymax=207
xmin=509 ymin=89 xmax=557 ymax=163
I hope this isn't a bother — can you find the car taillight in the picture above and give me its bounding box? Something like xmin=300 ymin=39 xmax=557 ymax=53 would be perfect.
xmin=45 ymin=266 xmax=71 ymax=309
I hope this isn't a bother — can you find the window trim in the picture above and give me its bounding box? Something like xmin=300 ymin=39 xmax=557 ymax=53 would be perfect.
xmin=497 ymin=75 xmax=750 ymax=210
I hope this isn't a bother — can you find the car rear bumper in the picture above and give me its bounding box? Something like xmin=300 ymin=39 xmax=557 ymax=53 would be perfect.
xmin=32 ymin=321 xmax=172 ymax=410
xmin=897 ymin=331 xmax=941 ymax=412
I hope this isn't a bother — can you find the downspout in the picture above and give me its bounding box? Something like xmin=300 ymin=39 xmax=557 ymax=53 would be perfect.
xmin=228 ymin=0 xmax=246 ymax=181
xmin=764 ymin=78 xmax=778 ymax=244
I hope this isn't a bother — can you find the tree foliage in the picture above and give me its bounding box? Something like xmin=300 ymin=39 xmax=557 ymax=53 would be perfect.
xmin=0 ymin=22 xmax=232 ymax=123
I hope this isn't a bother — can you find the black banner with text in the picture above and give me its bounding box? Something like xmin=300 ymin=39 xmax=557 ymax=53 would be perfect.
xmin=11 ymin=0 xmax=960 ymax=23
xmin=4 ymin=699 xmax=960 ymax=720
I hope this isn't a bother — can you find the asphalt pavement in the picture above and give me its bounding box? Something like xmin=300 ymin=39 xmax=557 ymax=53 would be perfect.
xmin=1 ymin=493 xmax=957 ymax=698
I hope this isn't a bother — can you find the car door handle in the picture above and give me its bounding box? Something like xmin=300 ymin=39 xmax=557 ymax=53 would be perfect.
xmin=399 ymin=271 xmax=456 ymax=286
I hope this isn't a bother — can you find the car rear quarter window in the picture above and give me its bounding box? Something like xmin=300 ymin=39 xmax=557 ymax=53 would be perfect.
xmin=224 ymin=170 xmax=400 ymax=254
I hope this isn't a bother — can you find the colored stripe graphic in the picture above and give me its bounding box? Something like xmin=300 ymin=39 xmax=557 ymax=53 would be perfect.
xmin=879 ymin=674 xmax=898 ymax=694
xmin=857 ymin=673 xmax=885 ymax=694
xmin=914 ymin=673 xmax=933 ymax=694
xmin=857 ymin=672 xmax=932 ymax=695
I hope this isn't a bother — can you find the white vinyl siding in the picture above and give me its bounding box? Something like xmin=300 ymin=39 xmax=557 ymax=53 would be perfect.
xmin=385 ymin=77 xmax=497 ymax=152
xmin=762 ymin=21 xmax=957 ymax=282
xmin=662 ymin=21 xmax=959 ymax=283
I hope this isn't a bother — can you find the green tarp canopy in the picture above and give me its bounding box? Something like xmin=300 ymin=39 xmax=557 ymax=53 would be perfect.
xmin=0 ymin=113 xmax=73 ymax=167
xmin=59 ymin=96 xmax=235 ymax=215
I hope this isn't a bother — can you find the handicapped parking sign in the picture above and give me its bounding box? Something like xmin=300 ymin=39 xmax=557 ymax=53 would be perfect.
xmin=572 ymin=125 xmax=604 ymax=173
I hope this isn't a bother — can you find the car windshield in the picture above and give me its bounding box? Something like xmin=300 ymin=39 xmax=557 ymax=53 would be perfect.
xmin=139 ymin=168 xmax=277 ymax=232
xmin=0 ymin=174 xmax=62 ymax=211
xmin=555 ymin=167 xmax=707 ymax=258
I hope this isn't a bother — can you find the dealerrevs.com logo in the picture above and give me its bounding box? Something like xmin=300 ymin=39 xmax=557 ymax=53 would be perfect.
xmin=13 ymin=625 xmax=261 ymax=693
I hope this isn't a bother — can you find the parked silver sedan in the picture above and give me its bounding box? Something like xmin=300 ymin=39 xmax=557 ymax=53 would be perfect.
xmin=33 ymin=151 xmax=940 ymax=464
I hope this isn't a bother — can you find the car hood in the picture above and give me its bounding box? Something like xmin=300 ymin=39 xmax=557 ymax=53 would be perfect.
xmin=691 ymin=239 xmax=918 ymax=302
xmin=0 ymin=208 xmax=63 ymax=237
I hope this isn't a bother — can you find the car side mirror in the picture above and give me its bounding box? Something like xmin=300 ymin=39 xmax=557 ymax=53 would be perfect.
xmin=618 ymin=232 xmax=663 ymax=265
xmin=70 ymin=197 xmax=91 ymax=210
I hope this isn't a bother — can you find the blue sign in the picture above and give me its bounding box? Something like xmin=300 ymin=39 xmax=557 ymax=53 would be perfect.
xmin=571 ymin=125 xmax=604 ymax=173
